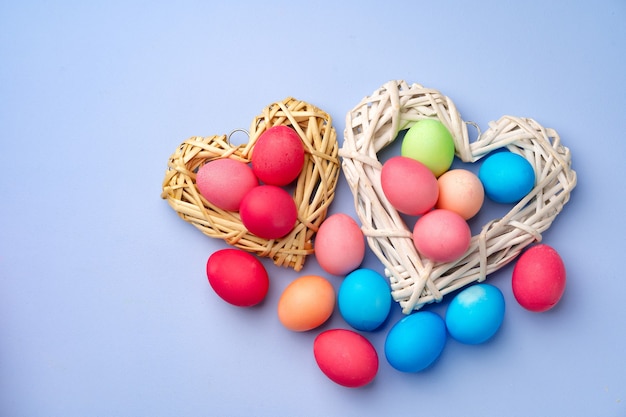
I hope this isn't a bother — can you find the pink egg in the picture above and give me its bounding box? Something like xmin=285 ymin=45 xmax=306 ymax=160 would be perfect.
xmin=381 ymin=156 xmax=439 ymax=215
xmin=251 ymin=125 xmax=305 ymax=186
xmin=313 ymin=329 xmax=378 ymax=388
xmin=436 ymin=169 xmax=484 ymax=220
xmin=512 ymin=244 xmax=566 ymax=312
xmin=196 ymin=158 xmax=259 ymax=211
xmin=206 ymin=249 xmax=269 ymax=307
xmin=413 ymin=209 xmax=471 ymax=263
xmin=240 ymin=185 xmax=298 ymax=239
xmin=314 ymin=213 xmax=365 ymax=276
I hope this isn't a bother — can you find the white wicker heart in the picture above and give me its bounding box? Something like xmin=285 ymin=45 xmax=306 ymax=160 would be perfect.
xmin=340 ymin=80 xmax=577 ymax=314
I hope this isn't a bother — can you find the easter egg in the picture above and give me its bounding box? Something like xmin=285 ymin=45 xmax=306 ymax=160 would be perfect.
xmin=206 ymin=249 xmax=269 ymax=307
xmin=384 ymin=311 xmax=447 ymax=372
xmin=445 ymin=283 xmax=505 ymax=344
xmin=313 ymin=329 xmax=378 ymax=388
xmin=338 ymin=268 xmax=392 ymax=331
xmin=478 ymin=151 xmax=535 ymax=204
xmin=196 ymin=158 xmax=259 ymax=211
xmin=251 ymin=125 xmax=305 ymax=186
xmin=277 ymin=275 xmax=335 ymax=332
xmin=239 ymin=185 xmax=298 ymax=239
xmin=381 ymin=156 xmax=439 ymax=215
xmin=401 ymin=119 xmax=455 ymax=177
xmin=436 ymin=169 xmax=484 ymax=220
xmin=314 ymin=213 xmax=365 ymax=276
xmin=412 ymin=209 xmax=471 ymax=263
xmin=512 ymin=244 xmax=566 ymax=312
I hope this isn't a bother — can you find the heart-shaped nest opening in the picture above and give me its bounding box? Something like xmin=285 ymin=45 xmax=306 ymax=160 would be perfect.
xmin=340 ymin=80 xmax=577 ymax=313
xmin=161 ymin=97 xmax=340 ymax=271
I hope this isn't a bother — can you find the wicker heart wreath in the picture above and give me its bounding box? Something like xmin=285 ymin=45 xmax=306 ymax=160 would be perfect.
xmin=340 ymin=80 xmax=577 ymax=314
xmin=161 ymin=97 xmax=340 ymax=271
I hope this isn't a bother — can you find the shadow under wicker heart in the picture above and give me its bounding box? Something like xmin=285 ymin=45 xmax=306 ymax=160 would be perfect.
xmin=161 ymin=97 xmax=340 ymax=271
xmin=340 ymin=80 xmax=577 ymax=314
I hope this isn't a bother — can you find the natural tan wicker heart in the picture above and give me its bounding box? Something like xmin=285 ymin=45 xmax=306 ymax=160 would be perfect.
xmin=161 ymin=97 xmax=340 ymax=271
xmin=340 ymin=80 xmax=577 ymax=314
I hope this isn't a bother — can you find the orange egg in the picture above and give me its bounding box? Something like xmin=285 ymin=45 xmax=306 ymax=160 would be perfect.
xmin=277 ymin=275 xmax=335 ymax=332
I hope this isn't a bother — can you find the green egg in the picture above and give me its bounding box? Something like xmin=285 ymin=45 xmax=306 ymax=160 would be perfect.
xmin=401 ymin=119 xmax=455 ymax=177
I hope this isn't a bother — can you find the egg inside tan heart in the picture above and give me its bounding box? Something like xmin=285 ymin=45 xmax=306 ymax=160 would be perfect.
xmin=161 ymin=97 xmax=340 ymax=271
xmin=340 ymin=80 xmax=577 ymax=313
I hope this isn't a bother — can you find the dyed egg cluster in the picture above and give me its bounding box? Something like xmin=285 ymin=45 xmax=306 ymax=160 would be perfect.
xmin=384 ymin=243 xmax=567 ymax=373
xmin=384 ymin=283 xmax=505 ymax=373
xmin=196 ymin=125 xmax=305 ymax=239
xmin=379 ymin=120 xmax=479 ymax=263
xmin=380 ymin=119 xmax=539 ymax=265
xmin=309 ymin=267 xmax=391 ymax=387
xmin=301 ymin=268 xmax=392 ymax=388
xmin=307 ymin=132 xmax=564 ymax=384
xmin=205 ymin=235 xmax=567 ymax=388
xmin=197 ymin=119 xmax=568 ymax=390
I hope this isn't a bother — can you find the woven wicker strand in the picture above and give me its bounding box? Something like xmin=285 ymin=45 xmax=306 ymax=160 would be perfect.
xmin=161 ymin=97 xmax=339 ymax=271
xmin=340 ymin=80 xmax=577 ymax=313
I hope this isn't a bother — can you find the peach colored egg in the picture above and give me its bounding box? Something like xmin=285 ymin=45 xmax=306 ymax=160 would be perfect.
xmin=436 ymin=169 xmax=484 ymax=220
xmin=314 ymin=213 xmax=365 ymax=276
xmin=277 ymin=275 xmax=335 ymax=332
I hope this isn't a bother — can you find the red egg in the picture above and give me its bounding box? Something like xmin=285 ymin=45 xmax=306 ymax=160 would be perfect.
xmin=313 ymin=329 xmax=378 ymax=388
xmin=381 ymin=156 xmax=439 ymax=215
xmin=206 ymin=249 xmax=269 ymax=307
xmin=239 ymin=185 xmax=298 ymax=239
xmin=196 ymin=158 xmax=259 ymax=211
xmin=512 ymin=244 xmax=566 ymax=312
xmin=251 ymin=125 xmax=305 ymax=186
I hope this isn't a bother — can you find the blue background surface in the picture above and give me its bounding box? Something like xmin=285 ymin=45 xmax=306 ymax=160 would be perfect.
xmin=1 ymin=1 xmax=625 ymax=415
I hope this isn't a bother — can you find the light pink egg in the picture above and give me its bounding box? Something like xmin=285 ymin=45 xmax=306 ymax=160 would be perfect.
xmin=381 ymin=156 xmax=439 ymax=215
xmin=413 ymin=209 xmax=471 ymax=263
xmin=196 ymin=158 xmax=258 ymax=212
xmin=314 ymin=213 xmax=365 ymax=276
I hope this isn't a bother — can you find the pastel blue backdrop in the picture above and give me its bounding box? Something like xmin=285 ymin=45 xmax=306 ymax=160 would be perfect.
xmin=2 ymin=1 xmax=625 ymax=416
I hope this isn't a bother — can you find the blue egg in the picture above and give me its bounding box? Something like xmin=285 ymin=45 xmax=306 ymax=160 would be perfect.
xmin=478 ymin=151 xmax=535 ymax=204
xmin=445 ymin=283 xmax=505 ymax=345
xmin=384 ymin=311 xmax=447 ymax=372
xmin=338 ymin=268 xmax=392 ymax=331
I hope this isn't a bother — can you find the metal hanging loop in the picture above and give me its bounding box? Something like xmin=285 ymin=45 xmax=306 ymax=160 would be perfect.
xmin=227 ymin=128 xmax=250 ymax=146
